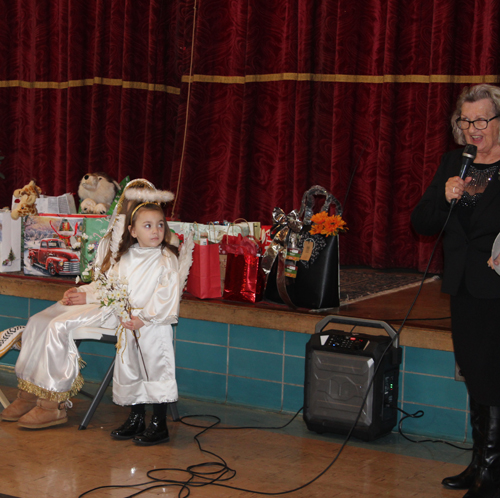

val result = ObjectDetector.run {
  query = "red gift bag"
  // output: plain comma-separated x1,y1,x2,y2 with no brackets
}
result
221,233,264,303
222,252,264,303
186,242,222,299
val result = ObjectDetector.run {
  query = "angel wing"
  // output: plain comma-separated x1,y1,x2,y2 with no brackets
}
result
109,214,125,260
178,230,194,293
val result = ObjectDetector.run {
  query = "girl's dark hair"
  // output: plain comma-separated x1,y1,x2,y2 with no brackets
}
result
101,202,178,272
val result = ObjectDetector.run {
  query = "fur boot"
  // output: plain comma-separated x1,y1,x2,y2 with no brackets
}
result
17,398,69,429
0,390,38,422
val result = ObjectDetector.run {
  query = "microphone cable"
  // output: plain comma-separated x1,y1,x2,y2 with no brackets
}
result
78,160,464,498
78,219,456,498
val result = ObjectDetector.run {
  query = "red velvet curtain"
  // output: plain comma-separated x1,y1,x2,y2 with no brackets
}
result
0,0,183,209
1,0,500,272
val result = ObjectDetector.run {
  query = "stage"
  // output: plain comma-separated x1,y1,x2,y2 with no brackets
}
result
0,268,469,446
180,270,453,351
0,268,453,352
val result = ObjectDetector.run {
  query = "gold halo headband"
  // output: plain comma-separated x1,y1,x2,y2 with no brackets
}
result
130,202,161,220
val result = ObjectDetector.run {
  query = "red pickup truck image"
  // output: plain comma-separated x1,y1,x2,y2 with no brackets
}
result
28,238,80,276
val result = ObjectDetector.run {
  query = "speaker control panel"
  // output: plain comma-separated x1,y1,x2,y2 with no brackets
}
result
319,332,369,351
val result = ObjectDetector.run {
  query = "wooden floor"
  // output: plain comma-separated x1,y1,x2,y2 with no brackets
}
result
0,375,471,498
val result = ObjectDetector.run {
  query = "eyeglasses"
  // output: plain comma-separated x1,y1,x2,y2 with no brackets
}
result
456,115,500,130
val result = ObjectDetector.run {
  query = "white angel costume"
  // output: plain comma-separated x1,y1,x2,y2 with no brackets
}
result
15,214,193,406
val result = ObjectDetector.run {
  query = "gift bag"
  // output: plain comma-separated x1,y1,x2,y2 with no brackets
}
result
263,185,346,309
0,211,22,272
222,231,264,303
223,253,264,303
186,228,222,299
80,216,111,282
23,214,105,278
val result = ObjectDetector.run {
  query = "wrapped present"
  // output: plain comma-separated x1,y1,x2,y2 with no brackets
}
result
35,193,77,214
168,221,193,243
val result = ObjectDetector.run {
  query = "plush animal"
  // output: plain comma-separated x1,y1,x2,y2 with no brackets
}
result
11,180,42,220
78,172,120,215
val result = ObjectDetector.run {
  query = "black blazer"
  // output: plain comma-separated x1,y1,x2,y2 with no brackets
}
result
411,148,500,298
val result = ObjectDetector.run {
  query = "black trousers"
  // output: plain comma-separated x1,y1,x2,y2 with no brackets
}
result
451,285,500,406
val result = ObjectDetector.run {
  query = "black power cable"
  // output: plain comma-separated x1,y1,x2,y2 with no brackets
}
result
79,155,464,498
79,206,463,498
393,404,472,451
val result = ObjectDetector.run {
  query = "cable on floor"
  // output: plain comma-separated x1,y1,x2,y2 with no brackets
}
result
393,404,472,451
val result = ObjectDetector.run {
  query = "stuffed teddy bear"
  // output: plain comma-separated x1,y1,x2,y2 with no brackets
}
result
11,180,42,220
78,172,120,215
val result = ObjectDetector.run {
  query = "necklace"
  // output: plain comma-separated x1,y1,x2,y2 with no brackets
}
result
459,163,499,207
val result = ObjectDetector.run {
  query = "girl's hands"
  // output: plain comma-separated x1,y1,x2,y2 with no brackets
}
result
62,288,87,306
120,316,145,330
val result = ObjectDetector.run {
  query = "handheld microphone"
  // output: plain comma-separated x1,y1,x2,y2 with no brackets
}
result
451,144,477,208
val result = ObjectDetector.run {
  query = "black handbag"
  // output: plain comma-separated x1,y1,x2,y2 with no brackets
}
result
263,186,342,309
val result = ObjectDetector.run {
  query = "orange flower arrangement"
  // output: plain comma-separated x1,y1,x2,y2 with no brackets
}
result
310,212,348,237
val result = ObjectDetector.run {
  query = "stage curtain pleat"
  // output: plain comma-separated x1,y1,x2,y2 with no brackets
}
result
1,0,500,272
0,0,182,213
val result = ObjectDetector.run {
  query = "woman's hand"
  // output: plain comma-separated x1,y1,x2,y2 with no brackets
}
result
488,254,500,270
120,316,145,331
61,288,87,306
445,176,472,204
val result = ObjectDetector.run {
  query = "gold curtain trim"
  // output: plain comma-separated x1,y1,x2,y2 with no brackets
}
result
181,73,500,85
0,73,500,91
0,78,181,95
18,373,84,402
1,74,499,92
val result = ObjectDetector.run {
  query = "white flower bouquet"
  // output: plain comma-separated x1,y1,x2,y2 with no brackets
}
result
92,270,149,378
94,270,131,321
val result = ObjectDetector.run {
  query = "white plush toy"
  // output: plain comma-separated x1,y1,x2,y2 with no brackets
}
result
78,172,120,215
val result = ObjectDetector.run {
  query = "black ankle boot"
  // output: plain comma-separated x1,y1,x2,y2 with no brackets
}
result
110,412,146,440
133,415,169,446
464,405,500,498
442,397,482,490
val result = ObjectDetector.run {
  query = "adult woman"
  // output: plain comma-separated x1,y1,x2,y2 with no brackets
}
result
412,84,500,498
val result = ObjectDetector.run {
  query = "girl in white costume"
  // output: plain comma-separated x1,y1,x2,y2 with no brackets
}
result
1,185,192,446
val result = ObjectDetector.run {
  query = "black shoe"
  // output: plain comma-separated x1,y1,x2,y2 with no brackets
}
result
463,405,500,498
441,465,477,490
442,398,482,490
110,412,146,440
133,415,169,446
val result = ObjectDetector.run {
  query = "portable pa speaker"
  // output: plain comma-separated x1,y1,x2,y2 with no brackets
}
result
304,316,402,441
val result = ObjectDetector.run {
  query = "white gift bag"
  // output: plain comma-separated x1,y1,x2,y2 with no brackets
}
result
0,211,22,272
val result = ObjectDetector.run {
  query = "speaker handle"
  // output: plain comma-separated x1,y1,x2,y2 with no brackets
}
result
314,315,399,349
